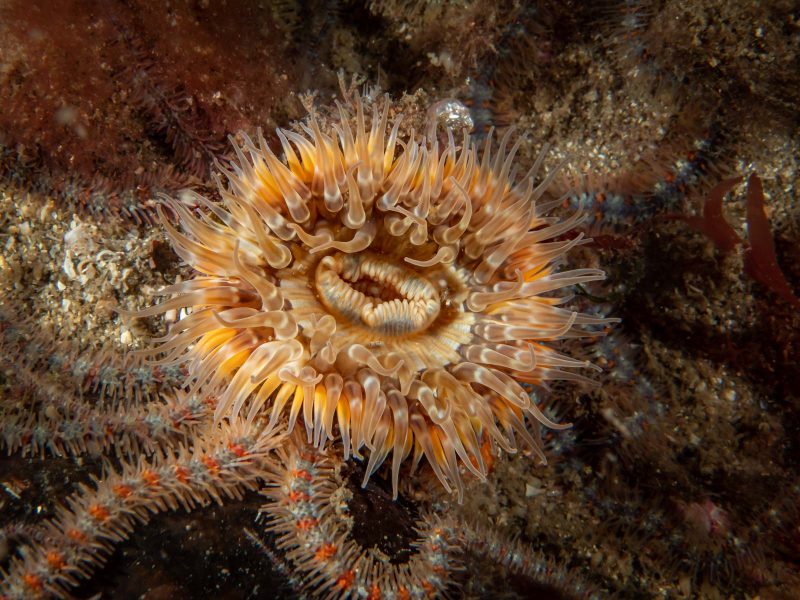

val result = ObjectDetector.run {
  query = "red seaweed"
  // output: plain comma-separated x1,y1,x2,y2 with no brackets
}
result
695,176,744,253
666,176,743,252
743,173,800,310
671,173,799,310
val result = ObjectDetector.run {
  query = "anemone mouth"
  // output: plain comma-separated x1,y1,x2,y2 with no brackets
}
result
315,251,443,336
131,93,617,501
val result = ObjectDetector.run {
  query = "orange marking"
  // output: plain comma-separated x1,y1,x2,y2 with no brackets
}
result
23,573,43,593
46,550,66,570
292,469,313,482
67,528,87,543
314,543,337,561
335,570,355,590
480,437,495,473
228,442,247,458
288,490,310,503
367,584,382,600
398,587,411,600
296,518,319,531
171,410,190,427
202,456,220,475
112,484,133,499
88,504,111,522
141,470,160,487
174,465,191,484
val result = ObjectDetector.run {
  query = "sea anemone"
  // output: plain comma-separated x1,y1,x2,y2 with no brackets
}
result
129,93,613,500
